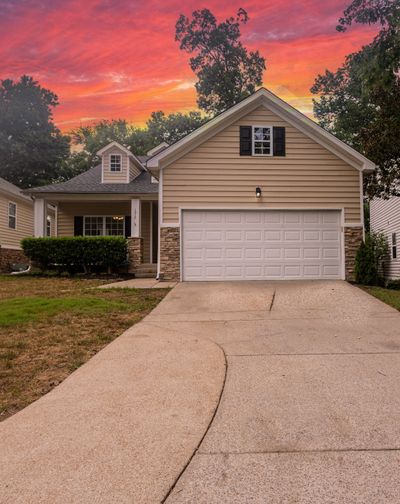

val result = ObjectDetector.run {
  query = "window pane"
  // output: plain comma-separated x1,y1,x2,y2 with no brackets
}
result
110,154,121,171
9,203,16,217
84,216,103,236
105,216,124,236
9,216,16,229
253,127,271,155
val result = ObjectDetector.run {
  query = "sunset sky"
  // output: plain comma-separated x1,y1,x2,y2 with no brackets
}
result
0,0,377,132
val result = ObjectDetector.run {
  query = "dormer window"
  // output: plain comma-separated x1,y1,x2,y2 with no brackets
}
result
252,126,272,156
110,154,122,172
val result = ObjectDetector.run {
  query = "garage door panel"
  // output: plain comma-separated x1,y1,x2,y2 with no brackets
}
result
182,210,342,281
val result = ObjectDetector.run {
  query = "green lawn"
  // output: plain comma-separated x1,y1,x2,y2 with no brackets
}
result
363,286,400,311
0,276,169,420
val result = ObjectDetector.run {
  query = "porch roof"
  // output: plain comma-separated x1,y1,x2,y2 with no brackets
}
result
24,165,158,195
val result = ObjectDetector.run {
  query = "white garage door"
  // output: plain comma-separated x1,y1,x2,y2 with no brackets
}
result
182,210,342,281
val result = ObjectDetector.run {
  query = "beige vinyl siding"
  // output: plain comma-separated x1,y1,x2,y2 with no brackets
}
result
129,158,142,180
102,146,129,184
57,202,130,236
141,201,151,262
0,193,33,248
370,197,400,279
162,105,361,224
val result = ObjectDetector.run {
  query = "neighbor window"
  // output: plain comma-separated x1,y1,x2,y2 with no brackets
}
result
8,202,16,229
110,154,122,172
84,216,124,236
392,233,397,259
252,126,272,156
46,216,51,237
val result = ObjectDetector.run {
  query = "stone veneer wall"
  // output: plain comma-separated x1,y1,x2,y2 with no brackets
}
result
0,247,29,273
344,227,363,281
127,237,143,274
160,227,180,281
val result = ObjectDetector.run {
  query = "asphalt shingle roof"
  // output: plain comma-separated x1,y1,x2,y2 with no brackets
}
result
0,177,32,202
25,165,158,194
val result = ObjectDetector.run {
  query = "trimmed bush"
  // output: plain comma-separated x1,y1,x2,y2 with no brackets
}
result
355,231,389,286
21,236,128,274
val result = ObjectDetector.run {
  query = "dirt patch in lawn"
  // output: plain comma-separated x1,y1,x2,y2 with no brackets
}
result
0,276,169,421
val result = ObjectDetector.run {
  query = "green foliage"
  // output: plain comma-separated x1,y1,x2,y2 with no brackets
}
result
355,231,389,285
146,110,206,145
68,111,206,175
0,75,70,188
21,236,127,274
311,0,400,197
175,8,266,115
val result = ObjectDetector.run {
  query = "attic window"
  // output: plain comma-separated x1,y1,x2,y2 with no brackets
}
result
110,154,122,172
252,126,272,156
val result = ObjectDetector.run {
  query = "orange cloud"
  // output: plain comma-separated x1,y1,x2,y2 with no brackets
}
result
0,0,377,131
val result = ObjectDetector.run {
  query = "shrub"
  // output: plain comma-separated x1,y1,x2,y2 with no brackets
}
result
355,231,389,285
21,236,128,274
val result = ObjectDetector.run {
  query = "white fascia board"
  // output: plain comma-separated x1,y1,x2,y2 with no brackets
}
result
147,87,376,173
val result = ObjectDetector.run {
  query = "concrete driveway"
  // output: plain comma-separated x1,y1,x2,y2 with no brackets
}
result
1,280,400,503
144,280,400,503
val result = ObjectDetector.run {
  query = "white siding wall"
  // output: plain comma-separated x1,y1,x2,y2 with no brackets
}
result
370,197,400,279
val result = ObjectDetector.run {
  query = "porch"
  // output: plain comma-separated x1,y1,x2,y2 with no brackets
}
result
33,196,159,277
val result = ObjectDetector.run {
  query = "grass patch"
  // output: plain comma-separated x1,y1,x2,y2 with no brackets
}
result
0,275,169,420
362,286,400,311
0,296,131,327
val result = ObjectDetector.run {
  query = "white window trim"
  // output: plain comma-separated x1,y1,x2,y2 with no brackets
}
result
8,201,17,230
109,153,122,172
251,125,273,157
83,215,125,236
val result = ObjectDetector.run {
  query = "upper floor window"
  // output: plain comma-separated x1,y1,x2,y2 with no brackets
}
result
252,126,273,156
8,202,16,229
110,154,122,172
392,233,397,259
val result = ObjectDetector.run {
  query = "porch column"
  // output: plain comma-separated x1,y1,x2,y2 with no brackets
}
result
131,198,140,237
34,198,47,237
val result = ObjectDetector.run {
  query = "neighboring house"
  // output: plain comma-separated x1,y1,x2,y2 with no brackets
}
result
26,88,375,282
370,198,400,279
0,177,55,271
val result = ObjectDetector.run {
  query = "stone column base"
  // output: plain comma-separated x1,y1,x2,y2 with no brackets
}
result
344,227,363,281
160,227,180,281
127,237,143,274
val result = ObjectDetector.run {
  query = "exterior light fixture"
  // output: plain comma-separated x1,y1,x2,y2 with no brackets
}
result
255,187,262,199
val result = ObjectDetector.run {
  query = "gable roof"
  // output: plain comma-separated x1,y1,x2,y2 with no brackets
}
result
24,165,158,195
0,177,32,203
147,87,376,173
97,141,144,171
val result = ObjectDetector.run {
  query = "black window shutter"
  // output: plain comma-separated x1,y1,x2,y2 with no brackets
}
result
74,216,83,236
273,127,286,156
240,126,252,156
125,216,131,238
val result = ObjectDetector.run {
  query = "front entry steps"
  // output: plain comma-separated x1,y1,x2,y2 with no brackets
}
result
135,263,157,279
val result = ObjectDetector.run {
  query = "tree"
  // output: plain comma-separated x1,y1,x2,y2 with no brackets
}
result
70,111,205,175
146,110,206,145
311,0,400,197
175,8,266,115
0,75,70,188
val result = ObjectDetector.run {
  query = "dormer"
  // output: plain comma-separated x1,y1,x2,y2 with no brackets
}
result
97,141,144,184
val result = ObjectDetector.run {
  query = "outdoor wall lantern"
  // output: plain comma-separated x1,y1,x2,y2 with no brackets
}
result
255,187,262,199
